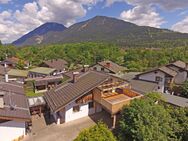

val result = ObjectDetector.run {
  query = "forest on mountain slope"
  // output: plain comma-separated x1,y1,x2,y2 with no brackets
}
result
1,42,188,71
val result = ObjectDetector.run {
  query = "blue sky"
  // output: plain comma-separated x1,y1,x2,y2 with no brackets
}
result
0,0,188,43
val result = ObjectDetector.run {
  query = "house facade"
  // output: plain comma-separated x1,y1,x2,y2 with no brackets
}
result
135,61,188,93
44,71,142,127
136,67,177,93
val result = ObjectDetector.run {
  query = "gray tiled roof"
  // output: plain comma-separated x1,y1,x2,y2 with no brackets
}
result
42,59,68,71
0,82,30,121
0,82,25,95
118,72,142,81
161,93,188,107
158,66,177,77
98,60,125,73
170,60,187,70
137,66,177,77
130,79,158,94
44,71,110,112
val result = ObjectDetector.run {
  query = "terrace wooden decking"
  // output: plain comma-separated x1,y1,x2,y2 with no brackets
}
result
94,88,143,115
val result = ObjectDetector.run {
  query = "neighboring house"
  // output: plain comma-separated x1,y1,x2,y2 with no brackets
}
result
33,76,63,93
28,67,57,78
0,82,31,141
0,57,30,69
129,79,188,108
135,60,188,93
166,60,188,85
44,71,142,127
7,69,28,84
28,67,64,93
136,66,177,93
39,59,68,74
92,60,125,74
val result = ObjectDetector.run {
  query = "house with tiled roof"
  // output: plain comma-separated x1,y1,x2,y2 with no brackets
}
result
44,71,142,127
39,59,68,74
28,67,64,93
135,60,188,93
0,82,31,141
7,69,28,84
0,57,30,69
92,60,126,74
166,60,188,85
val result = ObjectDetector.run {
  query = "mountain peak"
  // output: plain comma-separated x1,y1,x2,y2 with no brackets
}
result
12,22,67,46
12,15,188,47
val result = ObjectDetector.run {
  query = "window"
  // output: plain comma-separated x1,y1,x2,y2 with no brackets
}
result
73,105,80,112
89,102,94,109
93,67,97,70
101,68,105,71
155,76,163,82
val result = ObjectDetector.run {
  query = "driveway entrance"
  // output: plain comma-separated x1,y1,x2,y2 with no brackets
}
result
24,111,113,141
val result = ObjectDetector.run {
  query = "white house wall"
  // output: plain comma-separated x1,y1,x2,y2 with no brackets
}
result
138,71,165,93
94,64,110,73
0,120,26,141
52,100,103,124
64,101,94,123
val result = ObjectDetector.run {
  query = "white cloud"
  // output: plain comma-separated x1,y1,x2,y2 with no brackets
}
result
0,0,11,4
106,0,188,10
105,0,124,6
120,5,165,28
106,0,188,28
172,16,188,33
0,0,100,43
1,0,188,43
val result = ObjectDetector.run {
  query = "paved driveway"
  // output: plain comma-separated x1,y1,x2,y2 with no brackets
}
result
24,111,113,141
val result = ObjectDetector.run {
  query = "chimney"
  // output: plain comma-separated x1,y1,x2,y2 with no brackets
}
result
4,65,8,82
5,73,8,83
0,97,4,109
106,62,111,68
73,72,79,83
83,65,89,72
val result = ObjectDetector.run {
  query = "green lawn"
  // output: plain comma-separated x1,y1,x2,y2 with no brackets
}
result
25,76,69,97
24,81,44,97
26,90,44,97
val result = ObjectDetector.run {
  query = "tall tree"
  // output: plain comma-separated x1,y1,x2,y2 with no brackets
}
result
118,93,179,141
